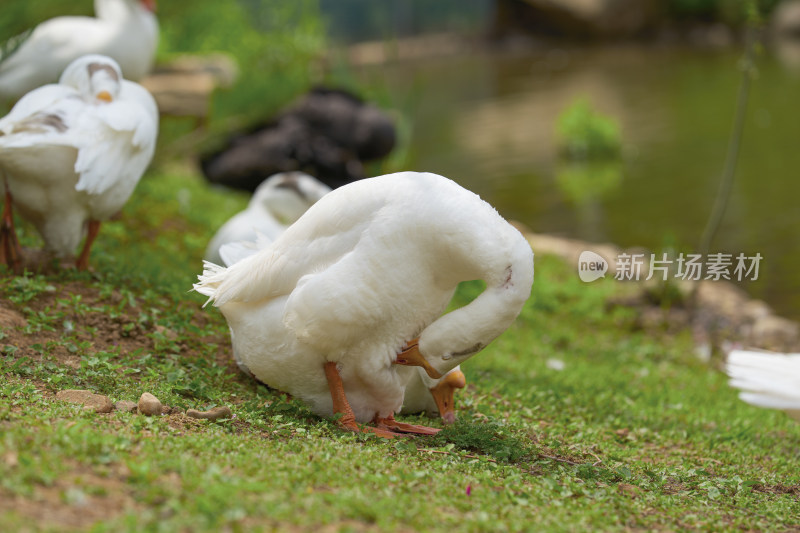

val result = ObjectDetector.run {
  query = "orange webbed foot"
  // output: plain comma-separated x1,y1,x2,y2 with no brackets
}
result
336,412,404,439
375,414,441,435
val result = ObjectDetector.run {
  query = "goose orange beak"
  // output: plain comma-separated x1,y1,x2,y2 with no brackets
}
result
96,91,113,103
141,0,157,12
429,369,466,424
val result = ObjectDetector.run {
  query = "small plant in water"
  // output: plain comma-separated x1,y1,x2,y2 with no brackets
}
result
557,98,621,161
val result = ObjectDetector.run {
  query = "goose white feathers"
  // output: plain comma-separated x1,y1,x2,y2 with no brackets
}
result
0,0,158,102
0,54,158,268
204,172,331,265
195,171,534,436
726,349,800,421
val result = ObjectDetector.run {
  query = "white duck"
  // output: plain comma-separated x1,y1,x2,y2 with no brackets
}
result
204,172,332,266
195,171,534,437
726,349,800,421
0,54,158,270
0,0,158,102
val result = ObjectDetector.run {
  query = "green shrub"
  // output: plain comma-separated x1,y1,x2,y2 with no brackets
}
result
556,98,621,161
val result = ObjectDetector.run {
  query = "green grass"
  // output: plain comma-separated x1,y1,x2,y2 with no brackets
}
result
2,3,798,529
0,169,798,532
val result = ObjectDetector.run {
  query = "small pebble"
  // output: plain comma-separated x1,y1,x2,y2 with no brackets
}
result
114,400,138,413
154,324,179,340
186,406,232,421
617,483,641,498
137,392,163,416
56,389,113,413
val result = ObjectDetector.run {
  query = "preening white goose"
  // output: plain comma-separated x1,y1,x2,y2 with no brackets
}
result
195,171,534,437
214,181,468,425
0,54,158,269
0,0,158,102
204,172,331,265
726,349,800,421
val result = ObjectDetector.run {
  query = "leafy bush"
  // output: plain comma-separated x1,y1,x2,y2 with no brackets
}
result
556,98,621,161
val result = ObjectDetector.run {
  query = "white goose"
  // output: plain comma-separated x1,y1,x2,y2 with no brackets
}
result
195,171,534,437
204,172,332,266
0,0,158,102
726,349,800,421
0,54,158,269
213,175,469,424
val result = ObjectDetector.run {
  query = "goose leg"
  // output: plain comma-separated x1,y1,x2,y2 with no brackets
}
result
0,184,22,272
75,220,101,271
394,338,442,379
374,414,441,435
323,361,402,439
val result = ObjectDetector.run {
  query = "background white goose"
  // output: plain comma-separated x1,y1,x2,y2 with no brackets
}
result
0,54,158,269
204,172,331,265
195,171,534,437
0,0,158,102
726,349,800,421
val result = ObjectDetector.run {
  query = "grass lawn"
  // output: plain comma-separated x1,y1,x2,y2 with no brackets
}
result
0,168,798,532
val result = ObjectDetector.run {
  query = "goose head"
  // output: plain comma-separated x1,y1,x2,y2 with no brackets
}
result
95,0,157,17
252,172,332,225
59,55,123,104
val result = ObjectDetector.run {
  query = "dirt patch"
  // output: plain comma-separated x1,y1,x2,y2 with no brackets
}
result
0,278,235,379
0,306,27,329
752,483,800,496
0,280,155,364
0,463,141,530
662,479,690,494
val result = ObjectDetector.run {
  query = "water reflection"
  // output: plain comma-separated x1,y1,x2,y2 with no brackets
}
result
555,160,623,241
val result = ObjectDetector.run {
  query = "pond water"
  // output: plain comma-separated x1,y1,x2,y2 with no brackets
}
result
357,44,800,321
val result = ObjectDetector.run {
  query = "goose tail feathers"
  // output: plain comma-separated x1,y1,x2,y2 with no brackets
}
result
193,261,228,307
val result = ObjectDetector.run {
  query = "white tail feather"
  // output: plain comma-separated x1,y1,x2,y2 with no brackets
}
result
726,349,800,419
192,261,228,307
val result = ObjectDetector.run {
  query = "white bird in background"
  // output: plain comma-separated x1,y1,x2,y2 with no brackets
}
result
195,171,534,438
204,172,332,266
726,349,800,421
0,0,158,102
0,54,159,270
